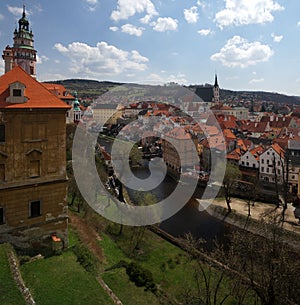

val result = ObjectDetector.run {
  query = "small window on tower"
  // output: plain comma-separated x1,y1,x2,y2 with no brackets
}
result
13,89,22,97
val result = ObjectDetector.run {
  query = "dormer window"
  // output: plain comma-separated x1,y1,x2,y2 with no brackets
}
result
13,89,22,96
6,81,28,104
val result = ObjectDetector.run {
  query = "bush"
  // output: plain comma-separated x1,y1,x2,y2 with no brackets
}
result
72,244,96,273
125,262,157,293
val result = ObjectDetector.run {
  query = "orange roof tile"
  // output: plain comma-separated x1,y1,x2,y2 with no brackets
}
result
42,83,74,100
0,66,71,109
223,129,236,139
165,127,191,140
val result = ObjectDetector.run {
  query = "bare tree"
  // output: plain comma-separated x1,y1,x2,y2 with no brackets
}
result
222,163,242,213
227,212,300,305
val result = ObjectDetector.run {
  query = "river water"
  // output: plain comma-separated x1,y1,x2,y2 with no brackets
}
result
99,137,232,246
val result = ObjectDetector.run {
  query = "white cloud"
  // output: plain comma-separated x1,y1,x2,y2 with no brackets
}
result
215,0,284,29
197,0,205,9
184,6,199,24
53,41,148,76
0,14,4,21
121,24,145,36
297,22,300,27
109,26,119,32
85,0,98,4
7,5,31,16
197,29,213,36
111,0,158,22
54,43,68,53
37,55,49,64
152,17,178,32
249,78,264,84
271,33,283,42
146,72,188,85
210,35,274,68
140,14,152,24
84,0,98,11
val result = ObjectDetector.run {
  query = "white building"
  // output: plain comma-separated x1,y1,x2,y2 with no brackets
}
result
259,143,285,183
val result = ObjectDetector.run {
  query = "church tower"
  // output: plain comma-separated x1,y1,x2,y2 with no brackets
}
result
2,5,37,77
213,74,220,103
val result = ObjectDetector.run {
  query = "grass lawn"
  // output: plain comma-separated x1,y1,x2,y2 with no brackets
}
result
99,229,239,305
20,251,114,305
20,229,114,305
0,243,26,305
100,234,159,305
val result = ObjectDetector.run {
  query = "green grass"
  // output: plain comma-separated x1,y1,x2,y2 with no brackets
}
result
0,243,26,305
20,250,114,305
19,228,113,305
100,233,159,305
99,228,240,305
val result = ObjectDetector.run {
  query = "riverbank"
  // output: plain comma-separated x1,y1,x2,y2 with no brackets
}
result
198,197,300,250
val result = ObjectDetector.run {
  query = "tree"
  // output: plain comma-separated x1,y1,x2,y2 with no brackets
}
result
222,163,242,213
67,161,85,213
128,192,157,254
273,152,292,224
227,212,300,305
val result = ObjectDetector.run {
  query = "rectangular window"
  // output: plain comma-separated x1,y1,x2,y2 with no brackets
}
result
0,207,4,224
13,89,22,96
29,160,40,177
0,164,5,181
29,200,41,218
0,125,5,142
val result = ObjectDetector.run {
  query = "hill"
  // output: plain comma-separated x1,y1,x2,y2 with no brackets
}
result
45,79,300,105
43,79,123,99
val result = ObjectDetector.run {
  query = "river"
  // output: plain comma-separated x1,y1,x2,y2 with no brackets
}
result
99,136,232,247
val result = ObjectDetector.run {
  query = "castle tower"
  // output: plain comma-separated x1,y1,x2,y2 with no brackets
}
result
2,5,37,77
213,74,220,103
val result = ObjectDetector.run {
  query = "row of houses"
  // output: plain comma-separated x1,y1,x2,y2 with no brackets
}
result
98,98,300,196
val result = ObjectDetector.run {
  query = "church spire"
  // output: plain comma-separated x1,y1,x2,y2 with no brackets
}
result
214,73,218,88
213,73,220,104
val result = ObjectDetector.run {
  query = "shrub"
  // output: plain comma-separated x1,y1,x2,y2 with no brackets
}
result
72,244,96,273
125,262,157,293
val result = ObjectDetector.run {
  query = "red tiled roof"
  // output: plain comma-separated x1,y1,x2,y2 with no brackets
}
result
165,127,191,140
227,147,241,161
271,142,285,157
42,83,74,100
0,66,70,109
249,145,265,160
223,129,236,139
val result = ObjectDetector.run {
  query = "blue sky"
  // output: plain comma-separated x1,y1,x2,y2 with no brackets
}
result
1,0,300,96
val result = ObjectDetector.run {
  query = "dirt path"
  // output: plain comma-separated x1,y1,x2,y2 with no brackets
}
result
68,212,104,263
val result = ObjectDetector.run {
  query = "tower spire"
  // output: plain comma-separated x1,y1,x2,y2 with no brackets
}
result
22,3,26,18
214,73,218,87
2,5,37,77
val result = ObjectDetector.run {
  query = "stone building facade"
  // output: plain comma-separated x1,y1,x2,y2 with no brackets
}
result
0,66,70,249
